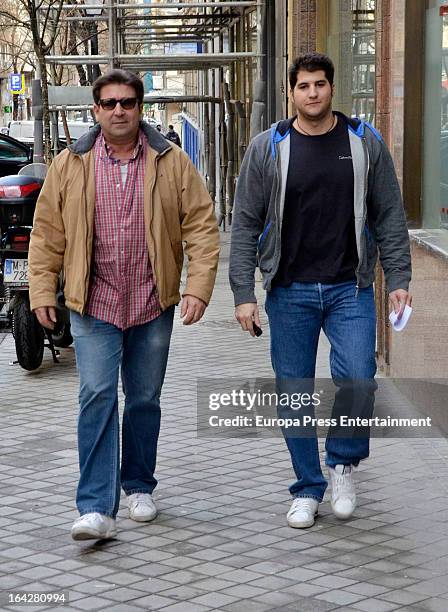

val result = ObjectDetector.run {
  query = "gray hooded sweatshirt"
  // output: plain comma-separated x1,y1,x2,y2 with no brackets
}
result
229,112,411,306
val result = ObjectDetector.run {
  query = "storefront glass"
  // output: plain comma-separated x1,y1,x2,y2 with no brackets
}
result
390,0,405,190
422,1,448,230
351,0,376,122
325,0,376,122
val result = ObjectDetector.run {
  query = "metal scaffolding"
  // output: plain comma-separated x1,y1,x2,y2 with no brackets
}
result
47,0,261,69
39,0,268,227
45,52,257,69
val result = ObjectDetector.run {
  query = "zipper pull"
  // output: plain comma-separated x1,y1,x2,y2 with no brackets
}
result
355,285,359,299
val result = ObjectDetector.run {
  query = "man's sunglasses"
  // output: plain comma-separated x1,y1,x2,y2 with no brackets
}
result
98,97,139,110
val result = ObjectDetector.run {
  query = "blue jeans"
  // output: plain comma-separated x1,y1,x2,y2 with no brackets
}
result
70,308,174,518
265,281,377,501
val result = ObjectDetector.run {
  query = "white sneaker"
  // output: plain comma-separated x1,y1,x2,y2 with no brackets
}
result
287,497,319,528
71,512,117,541
328,464,356,519
127,493,158,522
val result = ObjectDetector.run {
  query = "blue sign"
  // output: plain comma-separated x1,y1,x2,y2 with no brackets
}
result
9,73,23,93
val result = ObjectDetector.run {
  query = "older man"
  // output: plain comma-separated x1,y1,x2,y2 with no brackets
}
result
29,69,219,540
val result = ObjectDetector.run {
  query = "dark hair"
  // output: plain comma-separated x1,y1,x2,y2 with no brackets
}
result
92,69,144,104
288,53,335,90
168,124,174,130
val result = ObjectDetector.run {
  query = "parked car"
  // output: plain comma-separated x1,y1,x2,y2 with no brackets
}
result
8,120,94,146
0,134,32,178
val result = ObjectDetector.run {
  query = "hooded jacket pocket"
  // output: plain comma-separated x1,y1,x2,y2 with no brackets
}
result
258,221,272,252
257,221,275,272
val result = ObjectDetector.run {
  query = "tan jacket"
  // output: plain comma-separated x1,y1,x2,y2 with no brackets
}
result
29,122,220,314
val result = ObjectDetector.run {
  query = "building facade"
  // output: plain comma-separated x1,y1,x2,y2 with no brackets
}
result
288,0,448,379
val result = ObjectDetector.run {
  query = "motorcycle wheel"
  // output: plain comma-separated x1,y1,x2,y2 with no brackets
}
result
51,323,73,348
12,295,44,371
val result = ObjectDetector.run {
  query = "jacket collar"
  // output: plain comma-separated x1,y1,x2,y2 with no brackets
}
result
68,120,172,156
270,111,361,160
270,111,371,155
273,111,363,136
333,111,366,135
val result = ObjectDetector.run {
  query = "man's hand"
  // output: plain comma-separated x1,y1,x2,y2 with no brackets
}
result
235,302,261,337
180,294,207,325
34,306,57,330
389,289,412,320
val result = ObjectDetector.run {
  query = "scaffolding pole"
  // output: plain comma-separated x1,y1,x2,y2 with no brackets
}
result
250,0,267,138
57,2,257,9
44,52,257,67
108,0,116,69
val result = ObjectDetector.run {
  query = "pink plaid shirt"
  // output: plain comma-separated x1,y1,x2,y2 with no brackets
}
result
86,130,161,329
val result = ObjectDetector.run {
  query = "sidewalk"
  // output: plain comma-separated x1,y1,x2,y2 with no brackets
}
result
1,232,448,612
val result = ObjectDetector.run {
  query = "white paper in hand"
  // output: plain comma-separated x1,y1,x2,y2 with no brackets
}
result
389,304,412,331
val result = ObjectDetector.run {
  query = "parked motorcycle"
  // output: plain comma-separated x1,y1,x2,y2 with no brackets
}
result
0,165,72,371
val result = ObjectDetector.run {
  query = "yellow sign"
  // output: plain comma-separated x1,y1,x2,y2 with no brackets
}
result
9,73,25,95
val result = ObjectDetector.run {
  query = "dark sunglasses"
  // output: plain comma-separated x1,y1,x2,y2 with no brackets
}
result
98,97,138,110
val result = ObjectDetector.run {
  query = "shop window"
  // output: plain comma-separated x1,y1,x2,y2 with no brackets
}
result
441,12,448,229
352,0,376,123
422,2,448,230
325,0,375,122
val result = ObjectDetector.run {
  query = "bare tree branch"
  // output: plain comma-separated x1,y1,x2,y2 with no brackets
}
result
42,0,66,52
0,10,30,29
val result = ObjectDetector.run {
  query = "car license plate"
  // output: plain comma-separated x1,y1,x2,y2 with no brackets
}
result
4,258,29,285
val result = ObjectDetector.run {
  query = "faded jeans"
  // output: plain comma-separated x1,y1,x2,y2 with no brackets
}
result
265,281,377,501
70,307,174,518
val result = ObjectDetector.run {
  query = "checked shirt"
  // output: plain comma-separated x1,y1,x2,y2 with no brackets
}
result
85,130,161,329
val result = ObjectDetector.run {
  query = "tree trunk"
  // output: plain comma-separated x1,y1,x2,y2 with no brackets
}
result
223,82,235,224
36,53,52,164
60,110,72,145
12,95,19,121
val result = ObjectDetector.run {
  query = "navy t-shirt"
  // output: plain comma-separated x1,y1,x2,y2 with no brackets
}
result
274,117,358,286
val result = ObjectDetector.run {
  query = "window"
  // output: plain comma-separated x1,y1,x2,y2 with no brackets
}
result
422,2,448,229
352,0,376,123
0,137,28,162
441,15,448,229
325,0,376,122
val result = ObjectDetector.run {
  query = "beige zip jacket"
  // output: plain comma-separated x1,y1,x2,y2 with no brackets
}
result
29,122,220,314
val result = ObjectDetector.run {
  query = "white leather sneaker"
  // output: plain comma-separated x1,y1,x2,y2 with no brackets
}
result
127,493,158,522
287,497,319,528
328,464,356,519
71,512,117,541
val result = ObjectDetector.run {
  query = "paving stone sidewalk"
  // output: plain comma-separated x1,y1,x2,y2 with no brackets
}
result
1,232,448,612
